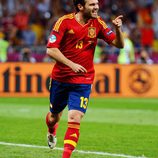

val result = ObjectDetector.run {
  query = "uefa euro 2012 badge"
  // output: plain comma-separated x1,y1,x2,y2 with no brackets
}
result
49,35,57,43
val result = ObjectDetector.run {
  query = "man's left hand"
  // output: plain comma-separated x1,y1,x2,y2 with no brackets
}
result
112,15,123,28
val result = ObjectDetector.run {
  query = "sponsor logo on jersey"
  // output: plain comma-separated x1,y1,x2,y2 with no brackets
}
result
70,133,78,138
67,29,75,34
88,41,94,44
88,27,96,38
49,35,57,43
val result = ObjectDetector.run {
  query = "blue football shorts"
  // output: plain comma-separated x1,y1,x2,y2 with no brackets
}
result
49,79,92,114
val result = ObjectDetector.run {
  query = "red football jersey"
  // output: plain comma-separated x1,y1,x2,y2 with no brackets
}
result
47,13,116,84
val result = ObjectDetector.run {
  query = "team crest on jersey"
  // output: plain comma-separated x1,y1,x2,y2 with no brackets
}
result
88,27,96,38
49,35,57,43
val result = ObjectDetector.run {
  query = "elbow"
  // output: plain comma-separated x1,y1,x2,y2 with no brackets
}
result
117,40,124,49
119,43,124,49
46,48,57,59
115,43,124,49
118,40,125,48
46,48,54,57
46,48,51,56
112,39,124,49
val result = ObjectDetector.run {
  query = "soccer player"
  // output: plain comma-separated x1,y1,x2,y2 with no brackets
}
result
45,0,124,157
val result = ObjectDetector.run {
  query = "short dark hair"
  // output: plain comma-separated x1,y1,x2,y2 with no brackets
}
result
73,0,85,12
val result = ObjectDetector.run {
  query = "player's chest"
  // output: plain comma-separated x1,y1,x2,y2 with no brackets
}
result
65,23,99,40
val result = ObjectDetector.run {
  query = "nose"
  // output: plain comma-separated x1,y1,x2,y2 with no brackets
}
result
94,4,99,9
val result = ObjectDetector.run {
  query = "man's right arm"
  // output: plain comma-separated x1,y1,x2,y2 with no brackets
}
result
47,48,87,73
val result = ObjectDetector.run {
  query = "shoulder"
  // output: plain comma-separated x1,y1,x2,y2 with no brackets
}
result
53,13,74,31
56,13,74,23
95,16,108,29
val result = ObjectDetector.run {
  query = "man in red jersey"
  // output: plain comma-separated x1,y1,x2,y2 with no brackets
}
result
45,0,124,157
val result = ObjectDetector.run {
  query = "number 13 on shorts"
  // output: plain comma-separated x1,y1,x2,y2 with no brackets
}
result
80,97,89,109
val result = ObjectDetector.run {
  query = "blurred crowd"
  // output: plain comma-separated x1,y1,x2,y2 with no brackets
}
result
0,0,158,64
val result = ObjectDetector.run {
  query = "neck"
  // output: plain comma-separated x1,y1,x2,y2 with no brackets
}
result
75,12,89,25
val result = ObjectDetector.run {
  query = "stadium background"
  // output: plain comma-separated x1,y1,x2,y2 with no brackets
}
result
0,0,158,63
0,1,158,158
0,0,158,97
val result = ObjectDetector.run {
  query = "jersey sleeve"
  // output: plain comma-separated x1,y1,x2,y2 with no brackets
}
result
97,17,116,44
47,17,67,48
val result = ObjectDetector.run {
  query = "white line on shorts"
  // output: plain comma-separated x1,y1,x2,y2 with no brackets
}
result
0,141,147,158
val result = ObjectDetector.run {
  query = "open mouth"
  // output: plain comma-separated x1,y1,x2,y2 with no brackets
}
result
92,10,98,16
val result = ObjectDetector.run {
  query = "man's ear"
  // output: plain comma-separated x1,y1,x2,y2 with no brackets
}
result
77,4,84,11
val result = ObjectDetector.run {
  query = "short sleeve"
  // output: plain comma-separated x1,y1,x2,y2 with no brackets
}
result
47,17,67,48
97,17,116,44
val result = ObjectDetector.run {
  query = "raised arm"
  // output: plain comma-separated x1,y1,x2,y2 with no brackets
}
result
111,15,124,48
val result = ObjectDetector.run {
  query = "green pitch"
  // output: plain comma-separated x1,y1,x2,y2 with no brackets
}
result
0,97,158,158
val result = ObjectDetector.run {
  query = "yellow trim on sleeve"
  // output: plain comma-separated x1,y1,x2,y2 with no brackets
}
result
53,14,74,32
97,18,108,29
